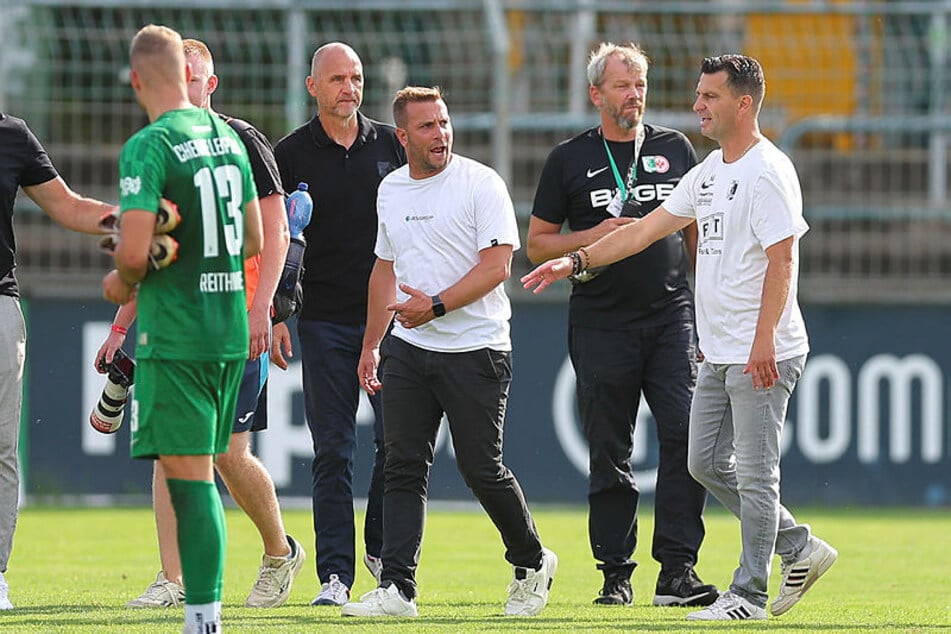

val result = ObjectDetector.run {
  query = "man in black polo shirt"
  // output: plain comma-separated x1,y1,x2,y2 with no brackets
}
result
272,42,405,607
0,113,114,609
528,42,717,608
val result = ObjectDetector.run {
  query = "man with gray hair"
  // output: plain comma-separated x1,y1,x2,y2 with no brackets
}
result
527,42,717,607
524,53,837,622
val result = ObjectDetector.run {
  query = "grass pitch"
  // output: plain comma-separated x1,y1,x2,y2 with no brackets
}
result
3,505,950,632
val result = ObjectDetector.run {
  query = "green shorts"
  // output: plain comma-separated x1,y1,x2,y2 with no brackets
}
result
130,358,244,459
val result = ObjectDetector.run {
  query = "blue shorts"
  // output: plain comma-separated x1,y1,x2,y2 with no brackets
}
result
233,352,268,433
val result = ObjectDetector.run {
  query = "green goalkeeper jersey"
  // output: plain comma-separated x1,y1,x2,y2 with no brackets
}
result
118,107,258,361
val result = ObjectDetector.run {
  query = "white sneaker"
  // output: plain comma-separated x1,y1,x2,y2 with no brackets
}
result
245,535,306,608
341,583,418,617
687,591,767,621
505,547,558,616
0,571,13,610
364,553,383,585
311,573,350,606
127,571,184,608
770,536,838,616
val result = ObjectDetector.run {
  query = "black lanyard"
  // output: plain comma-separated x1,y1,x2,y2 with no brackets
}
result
601,125,645,199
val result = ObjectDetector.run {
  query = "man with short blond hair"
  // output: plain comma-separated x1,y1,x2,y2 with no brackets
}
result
99,35,303,611
103,24,263,634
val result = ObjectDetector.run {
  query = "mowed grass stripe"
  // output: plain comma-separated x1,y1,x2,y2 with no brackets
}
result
3,506,950,632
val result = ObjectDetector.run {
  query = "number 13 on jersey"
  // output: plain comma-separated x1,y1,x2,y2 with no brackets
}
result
194,164,244,257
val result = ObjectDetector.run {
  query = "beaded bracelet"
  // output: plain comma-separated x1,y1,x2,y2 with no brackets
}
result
111,324,128,335
578,246,591,270
565,251,584,276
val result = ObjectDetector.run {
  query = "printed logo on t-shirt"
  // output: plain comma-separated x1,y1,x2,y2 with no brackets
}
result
726,180,739,201
697,211,724,256
700,174,716,190
641,155,670,174
589,188,615,209
119,176,142,197
404,214,435,222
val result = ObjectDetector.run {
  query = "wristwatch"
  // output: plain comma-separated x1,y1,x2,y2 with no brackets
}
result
431,294,446,318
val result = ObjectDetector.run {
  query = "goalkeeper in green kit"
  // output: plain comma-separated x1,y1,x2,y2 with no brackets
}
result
102,24,263,634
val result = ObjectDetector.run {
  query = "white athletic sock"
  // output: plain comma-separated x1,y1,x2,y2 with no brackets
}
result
184,601,221,633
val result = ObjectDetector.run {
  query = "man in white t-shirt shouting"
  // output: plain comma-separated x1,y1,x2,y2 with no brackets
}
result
345,86,557,619
522,55,836,622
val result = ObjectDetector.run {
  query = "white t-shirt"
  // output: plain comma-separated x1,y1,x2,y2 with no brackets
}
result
663,139,810,364
375,155,521,353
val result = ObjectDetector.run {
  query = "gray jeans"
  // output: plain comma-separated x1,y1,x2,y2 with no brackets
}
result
0,296,26,573
687,355,811,607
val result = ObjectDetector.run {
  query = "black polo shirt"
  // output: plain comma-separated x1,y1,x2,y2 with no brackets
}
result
274,111,405,324
532,123,698,329
0,113,59,298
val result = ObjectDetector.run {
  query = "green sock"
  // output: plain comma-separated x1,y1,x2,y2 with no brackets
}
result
166,478,227,605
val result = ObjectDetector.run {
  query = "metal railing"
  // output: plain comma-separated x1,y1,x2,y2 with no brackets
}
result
4,0,949,301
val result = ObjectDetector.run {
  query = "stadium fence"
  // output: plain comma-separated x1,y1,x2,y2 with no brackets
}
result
3,0,949,302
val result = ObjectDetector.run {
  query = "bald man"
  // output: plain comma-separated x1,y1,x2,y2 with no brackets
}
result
273,42,405,606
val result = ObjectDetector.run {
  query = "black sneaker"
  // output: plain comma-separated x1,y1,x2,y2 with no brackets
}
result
653,565,718,607
593,575,633,605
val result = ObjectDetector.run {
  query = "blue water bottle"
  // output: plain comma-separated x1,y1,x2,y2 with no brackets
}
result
272,183,313,323
286,182,313,239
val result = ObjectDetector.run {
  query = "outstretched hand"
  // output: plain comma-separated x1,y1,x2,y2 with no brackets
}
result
520,256,573,294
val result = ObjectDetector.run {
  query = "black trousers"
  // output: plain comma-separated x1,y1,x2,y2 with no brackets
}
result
378,336,543,599
569,317,708,578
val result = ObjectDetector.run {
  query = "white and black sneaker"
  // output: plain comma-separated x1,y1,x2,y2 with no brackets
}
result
687,591,767,621
245,535,306,608
653,564,718,607
505,547,558,616
771,536,838,616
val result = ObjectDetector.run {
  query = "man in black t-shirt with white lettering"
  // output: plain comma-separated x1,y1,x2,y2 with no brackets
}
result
0,113,114,610
528,42,717,608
